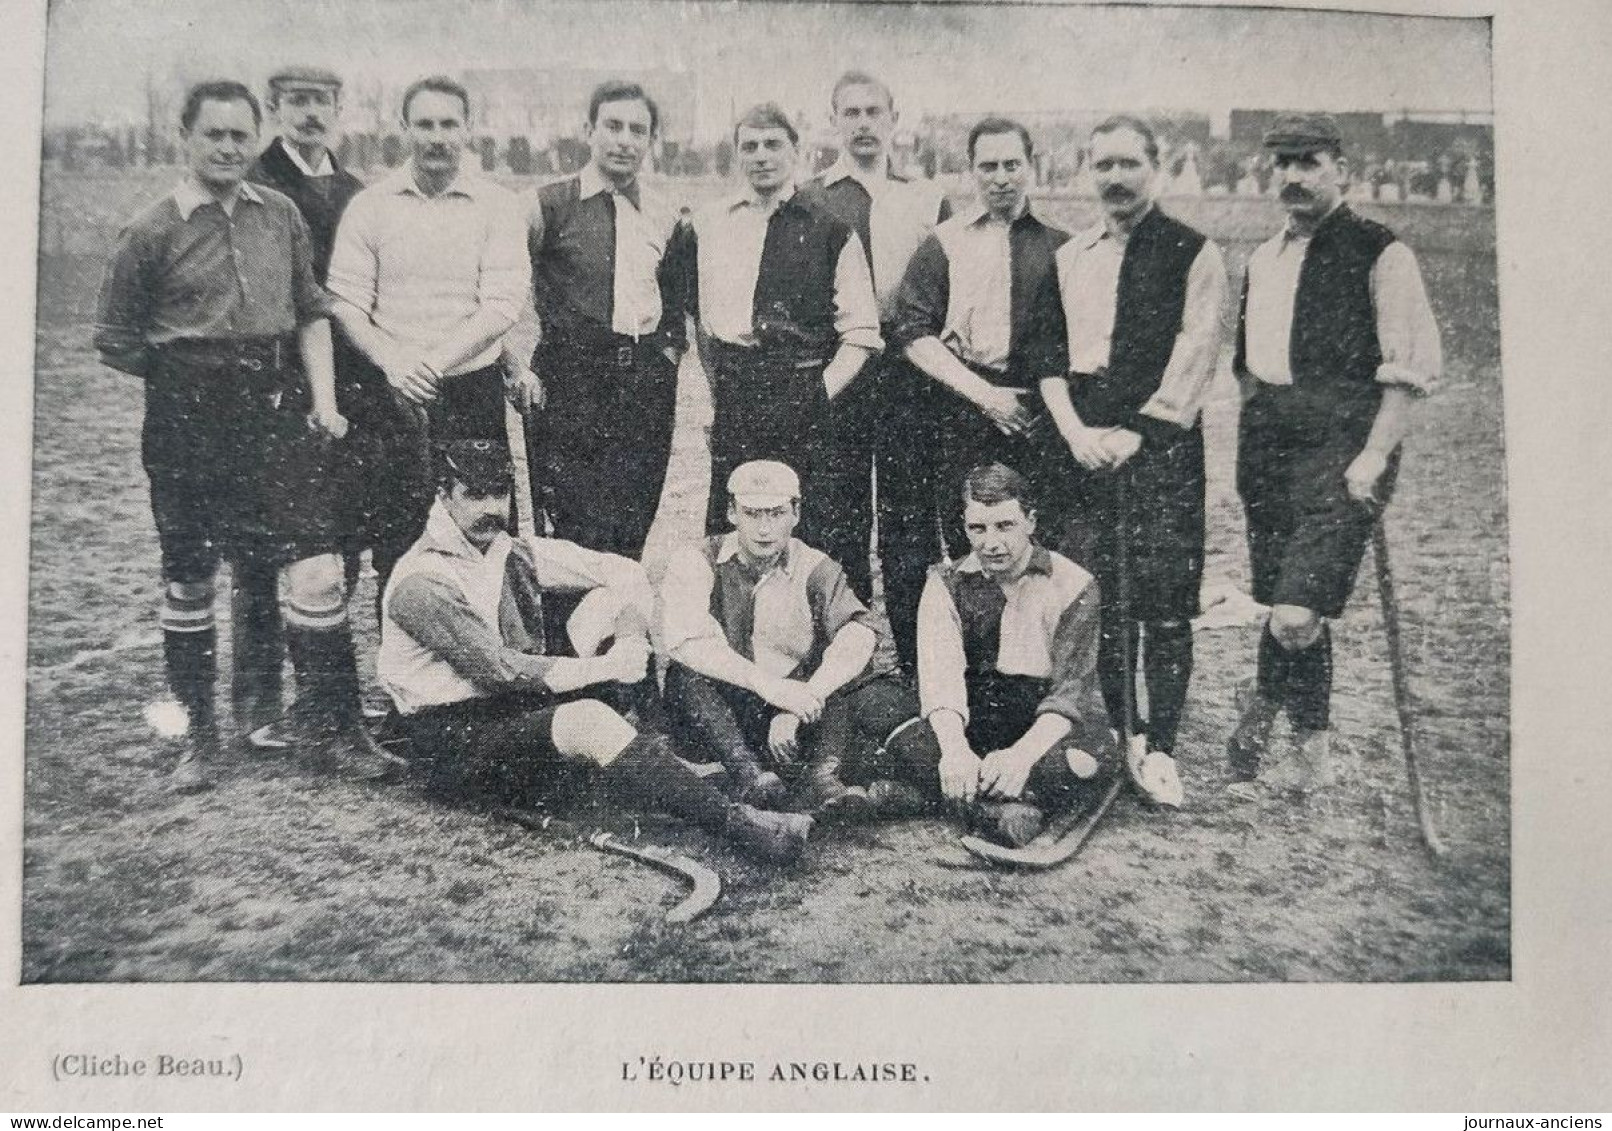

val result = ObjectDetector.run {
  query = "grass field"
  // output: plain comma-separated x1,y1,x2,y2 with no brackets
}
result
22,167,1508,982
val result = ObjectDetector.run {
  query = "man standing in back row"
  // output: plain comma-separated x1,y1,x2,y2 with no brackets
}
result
95,80,395,791
1226,113,1440,798
235,65,371,743
688,102,882,545
505,79,692,558
1031,115,1227,808
886,116,1068,673
327,75,529,604
799,70,950,600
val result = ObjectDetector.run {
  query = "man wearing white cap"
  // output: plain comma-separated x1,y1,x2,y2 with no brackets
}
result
659,460,924,818
379,441,813,863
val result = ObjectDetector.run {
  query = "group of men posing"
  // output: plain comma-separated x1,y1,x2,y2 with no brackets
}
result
94,64,1441,864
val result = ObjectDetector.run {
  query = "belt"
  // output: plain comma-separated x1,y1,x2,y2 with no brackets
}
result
706,339,824,372
155,335,294,374
547,332,670,370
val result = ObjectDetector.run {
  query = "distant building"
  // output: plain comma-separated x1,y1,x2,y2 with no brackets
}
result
462,67,699,146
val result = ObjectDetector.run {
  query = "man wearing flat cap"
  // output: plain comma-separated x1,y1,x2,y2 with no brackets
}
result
378,441,813,863
235,65,372,743
1226,112,1441,798
659,459,926,819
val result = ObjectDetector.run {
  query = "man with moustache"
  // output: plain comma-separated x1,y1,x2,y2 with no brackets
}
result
1030,115,1227,808
504,80,692,558
797,70,950,600
379,441,812,863
687,102,882,545
94,81,397,790
327,75,529,605
234,65,370,743
886,116,1068,673
1225,113,1440,798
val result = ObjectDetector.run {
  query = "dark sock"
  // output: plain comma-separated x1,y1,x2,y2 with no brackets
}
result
601,732,734,832
230,559,283,707
1098,616,1142,736
1256,624,1293,707
1285,625,1332,732
1142,619,1193,754
285,623,363,725
163,627,218,732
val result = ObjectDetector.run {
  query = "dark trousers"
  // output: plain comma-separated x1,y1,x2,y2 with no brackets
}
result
1052,426,1206,753
663,664,917,779
527,339,678,559
879,369,1052,670
817,355,886,601
884,677,1114,812
703,343,835,540
366,363,510,611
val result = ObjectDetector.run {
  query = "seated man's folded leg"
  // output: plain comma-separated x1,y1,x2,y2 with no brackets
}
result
661,663,787,807
555,699,812,864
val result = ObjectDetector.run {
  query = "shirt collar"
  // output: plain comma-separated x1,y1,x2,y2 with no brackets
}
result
727,182,800,214
822,156,892,192
172,177,264,221
959,196,1033,227
389,162,485,200
277,136,335,177
956,544,1054,579
578,162,643,211
420,497,512,563
715,532,796,578
1281,200,1347,243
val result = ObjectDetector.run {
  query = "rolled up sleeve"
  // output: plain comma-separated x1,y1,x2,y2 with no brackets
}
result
890,234,950,349
832,233,883,352
478,191,533,328
1037,582,1115,755
916,570,970,724
659,545,725,660
288,208,333,326
525,537,654,640
1371,241,1442,396
1140,240,1228,429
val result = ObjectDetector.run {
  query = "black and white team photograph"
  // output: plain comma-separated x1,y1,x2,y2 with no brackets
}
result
20,0,1509,988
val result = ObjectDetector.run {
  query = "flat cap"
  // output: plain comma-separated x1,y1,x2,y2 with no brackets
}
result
267,65,343,92
1262,112,1343,155
435,439,512,494
728,460,800,506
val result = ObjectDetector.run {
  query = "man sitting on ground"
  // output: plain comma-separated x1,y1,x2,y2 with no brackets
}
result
913,462,1118,846
378,440,812,863
659,460,921,819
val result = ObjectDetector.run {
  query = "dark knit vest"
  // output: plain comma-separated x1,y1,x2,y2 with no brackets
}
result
1072,207,1205,428
1235,205,1397,428
247,139,364,282
750,196,855,357
531,177,617,345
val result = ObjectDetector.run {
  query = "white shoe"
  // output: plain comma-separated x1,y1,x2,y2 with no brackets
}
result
1132,747,1185,809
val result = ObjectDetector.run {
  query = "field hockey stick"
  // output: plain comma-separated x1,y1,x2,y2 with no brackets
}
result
1370,516,1446,859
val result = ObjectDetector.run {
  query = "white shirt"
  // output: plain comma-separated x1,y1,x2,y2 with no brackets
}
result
692,184,882,352
327,164,530,375
816,157,948,314
278,138,335,178
931,203,1025,372
566,163,677,337
1243,213,1441,394
1055,213,1228,427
